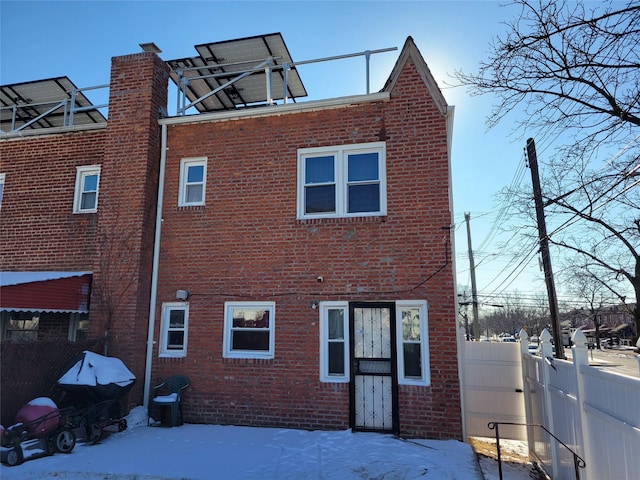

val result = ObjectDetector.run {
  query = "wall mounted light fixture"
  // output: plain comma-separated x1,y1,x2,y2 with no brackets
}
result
311,300,319,310
176,289,190,301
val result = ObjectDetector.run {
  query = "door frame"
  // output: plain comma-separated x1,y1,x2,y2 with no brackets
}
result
348,302,399,433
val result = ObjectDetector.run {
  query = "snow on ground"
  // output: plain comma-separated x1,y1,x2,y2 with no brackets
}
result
1,407,534,479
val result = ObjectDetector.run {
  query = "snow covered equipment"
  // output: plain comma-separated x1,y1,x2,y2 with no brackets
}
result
57,351,136,443
0,397,76,466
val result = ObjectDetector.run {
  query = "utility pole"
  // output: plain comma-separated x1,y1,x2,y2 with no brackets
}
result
526,138,564,359
464,212,480,340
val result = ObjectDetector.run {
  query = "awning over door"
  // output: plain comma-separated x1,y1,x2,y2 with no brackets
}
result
0,272,92,313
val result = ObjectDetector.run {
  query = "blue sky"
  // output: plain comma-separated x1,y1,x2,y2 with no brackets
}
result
0,0,553,310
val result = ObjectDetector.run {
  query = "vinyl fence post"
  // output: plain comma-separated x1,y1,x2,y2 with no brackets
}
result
540,329,561,478
572,329,592,480
636,338,640,377
458,326,468,441
519,329,534,461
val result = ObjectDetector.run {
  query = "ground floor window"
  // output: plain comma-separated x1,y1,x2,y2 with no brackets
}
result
68,313,89,341
396,301,430,386
319,302,350,382
0,312,40,341
223,302,275,359
159,302,189,357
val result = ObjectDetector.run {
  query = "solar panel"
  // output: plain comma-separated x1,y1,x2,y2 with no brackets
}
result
0,77,106,133
167,33,307,113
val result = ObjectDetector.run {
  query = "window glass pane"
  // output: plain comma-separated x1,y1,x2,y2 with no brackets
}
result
186,184,203,203
402,308,421,341
328,342,345,374
305,185,336,213
7,314,39,342
81,192,96,210
232,331,270,351
305,156,334,183
169,310,185,328
232,309,270,328
403,343,422,378
348,184,380,213
167,331,185,349
187,164,204,183
328,309,344,340
348,153,378,181
83,174,98,191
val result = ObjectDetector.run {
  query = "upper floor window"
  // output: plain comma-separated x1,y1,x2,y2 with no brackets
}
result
319,301,350,382
159,302,189,357
395,301,430,386
73,165,100,213
179,157,207,206
223,302,275,359
297,142,386,219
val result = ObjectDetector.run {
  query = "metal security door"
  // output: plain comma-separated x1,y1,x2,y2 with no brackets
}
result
349,303,398,433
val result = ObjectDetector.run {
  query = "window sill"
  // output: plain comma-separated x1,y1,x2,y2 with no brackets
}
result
177,204,206,210
159,352,186,359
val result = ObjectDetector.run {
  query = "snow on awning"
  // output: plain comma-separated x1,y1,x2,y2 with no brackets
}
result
0,271,92,313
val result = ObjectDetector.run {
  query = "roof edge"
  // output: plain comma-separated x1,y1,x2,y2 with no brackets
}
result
1,271,93,287
382,36,448,115
159,92,390,126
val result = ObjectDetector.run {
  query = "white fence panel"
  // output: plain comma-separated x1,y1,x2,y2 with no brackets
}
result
547,359,584,480
462,339,527,440
461,328,639,479
521,329,639,480
580,365,640,480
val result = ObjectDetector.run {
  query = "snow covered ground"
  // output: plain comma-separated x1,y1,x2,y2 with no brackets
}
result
1,407,533,479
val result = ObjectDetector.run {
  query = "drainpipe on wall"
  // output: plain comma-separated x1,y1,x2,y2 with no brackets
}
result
143,123,167,408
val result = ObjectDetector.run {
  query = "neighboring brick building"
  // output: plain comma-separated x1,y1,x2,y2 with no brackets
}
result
1,35,461,439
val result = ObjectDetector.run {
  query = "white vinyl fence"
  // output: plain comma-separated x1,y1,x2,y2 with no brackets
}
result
460,328,640,480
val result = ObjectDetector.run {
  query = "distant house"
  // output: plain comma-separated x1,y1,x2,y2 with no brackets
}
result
0,35,461,439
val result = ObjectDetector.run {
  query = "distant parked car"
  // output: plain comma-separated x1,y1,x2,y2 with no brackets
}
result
528,344,539,355
501,336,516,342
536,344,556,356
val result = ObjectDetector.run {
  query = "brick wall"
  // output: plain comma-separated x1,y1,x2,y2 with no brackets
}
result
152,58,461,439
0,130,104,271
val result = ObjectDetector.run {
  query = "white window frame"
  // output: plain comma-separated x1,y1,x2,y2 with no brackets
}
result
223,301,275,359
73,165,100,213
159,302,189,358
319,301,350,382
178,157,207,207
297,142,386,219
395,300,430,386
0,173,5,210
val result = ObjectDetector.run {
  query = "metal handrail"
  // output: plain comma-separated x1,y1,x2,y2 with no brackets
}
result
487,421,586,480
174,47,397,115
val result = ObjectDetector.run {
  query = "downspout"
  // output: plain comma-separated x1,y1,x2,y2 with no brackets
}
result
143,122,167,408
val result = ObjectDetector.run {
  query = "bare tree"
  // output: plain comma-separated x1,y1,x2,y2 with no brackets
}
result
91,221,145,356
564,268,615,348
452,0,640,341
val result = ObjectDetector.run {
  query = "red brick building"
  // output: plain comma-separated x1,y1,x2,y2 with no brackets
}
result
1,35,461,439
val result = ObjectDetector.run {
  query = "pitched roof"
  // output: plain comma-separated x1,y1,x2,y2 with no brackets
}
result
382,36,448,115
